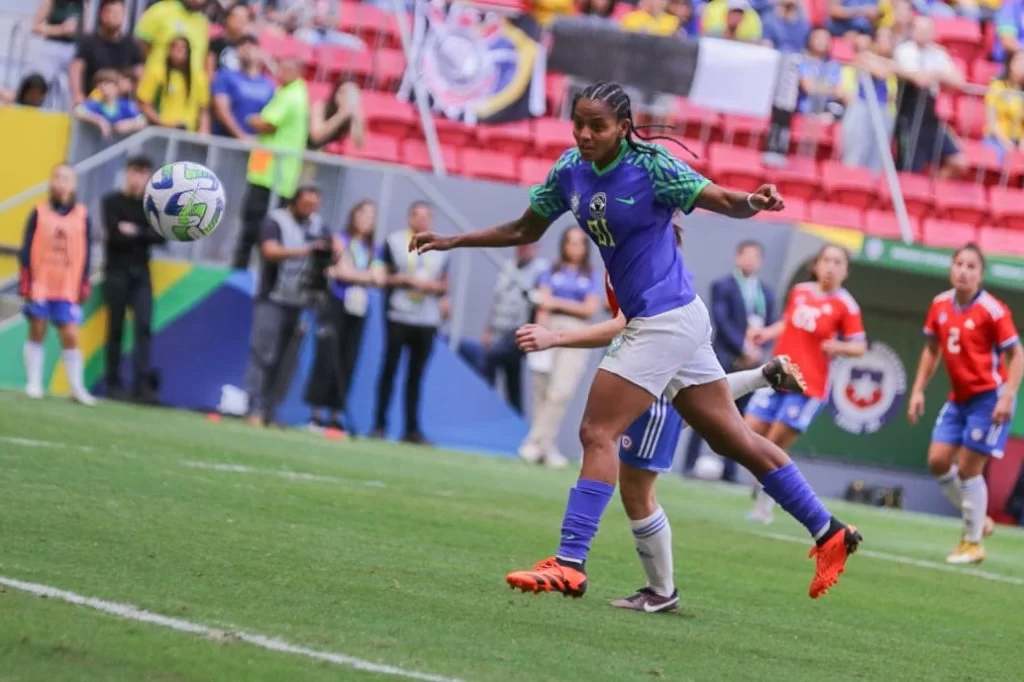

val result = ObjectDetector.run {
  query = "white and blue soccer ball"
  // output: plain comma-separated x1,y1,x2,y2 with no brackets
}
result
144,161,226,242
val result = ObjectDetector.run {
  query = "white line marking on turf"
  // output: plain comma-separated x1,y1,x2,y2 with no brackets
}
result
0,575,464,682
180,460,386,489
754,531,1024,586
1,436,93,452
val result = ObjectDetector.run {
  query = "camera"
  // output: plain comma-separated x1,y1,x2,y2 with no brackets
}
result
303,240,334,295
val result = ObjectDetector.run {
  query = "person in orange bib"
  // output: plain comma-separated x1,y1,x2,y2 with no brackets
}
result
18,164,96,406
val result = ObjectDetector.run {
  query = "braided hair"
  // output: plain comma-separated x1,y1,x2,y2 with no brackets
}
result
571,81,696,159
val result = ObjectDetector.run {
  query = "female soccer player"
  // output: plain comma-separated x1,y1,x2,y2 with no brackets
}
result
908,243,1022,565
410,81,861,600
516,262,806,613
18,164,95,406
746,244,867,523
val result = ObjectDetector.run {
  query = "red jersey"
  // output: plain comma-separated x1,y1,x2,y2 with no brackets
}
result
774,282,865,399
923,289,1019,403
605,272,620,316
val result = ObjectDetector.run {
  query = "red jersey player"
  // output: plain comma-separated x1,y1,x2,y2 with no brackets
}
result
744,244,867,523
908,243,1023,565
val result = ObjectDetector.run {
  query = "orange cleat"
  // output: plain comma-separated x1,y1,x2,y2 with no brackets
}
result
506,558,588,598
808,523,862,599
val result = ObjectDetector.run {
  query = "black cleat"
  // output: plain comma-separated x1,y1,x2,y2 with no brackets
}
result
763,355,807,394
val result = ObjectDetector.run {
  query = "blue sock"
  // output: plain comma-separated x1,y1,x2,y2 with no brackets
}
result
555,479,615,564
759,463,832,539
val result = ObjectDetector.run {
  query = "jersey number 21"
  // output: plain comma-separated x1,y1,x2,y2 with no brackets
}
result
586,219,615,247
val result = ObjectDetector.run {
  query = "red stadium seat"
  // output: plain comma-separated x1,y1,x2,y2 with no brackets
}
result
808,201,863,230
960,138,1004,182
427,117,477,147
880,172,935,220
821,161,877,209
789,115,836,159
955,96,986,139
399,138,460,173
374,49,407,91
340,133,400,164
830,38,856,63
863,209,921,240
519,156,551,186
722,115,770,148
971,59,1002,86
316,45,373,84
475,121,534,157
337,2,400,49
771,157,821,201
258,33,314,63
921,218,978,249
933,180,990,226
534,117,572,159
674,98,722,142
460,148,519,184
773,196,809,222
936,92,956,124
979,225,1024,256
707,143,766,188
306,81,332,104
361,91,418,138
544,73,567,117
987,186,1024,230
934,18,983,62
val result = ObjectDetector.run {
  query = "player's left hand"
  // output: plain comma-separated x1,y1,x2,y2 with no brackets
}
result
409,232,455,254
821,339,842,356
516,324,556,352
750,184,785,212
992,393,1015,425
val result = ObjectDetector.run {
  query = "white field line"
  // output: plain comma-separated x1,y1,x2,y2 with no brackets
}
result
180,460,385,488
754,531,1024,586
0,575,465,682
0,436,93,451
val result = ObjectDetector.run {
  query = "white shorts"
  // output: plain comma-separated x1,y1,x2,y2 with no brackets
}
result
599,297,726,401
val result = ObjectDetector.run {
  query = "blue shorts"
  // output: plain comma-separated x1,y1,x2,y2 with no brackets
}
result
23,299,81,326
745,387,823,434
932,389,1014,458
619,396,685,473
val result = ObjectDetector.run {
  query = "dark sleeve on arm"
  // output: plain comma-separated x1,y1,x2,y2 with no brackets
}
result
710,279,745,357
764,285,776,326
101,194,128,245
259,216,281,244
19,209,38,268
380,241,396,272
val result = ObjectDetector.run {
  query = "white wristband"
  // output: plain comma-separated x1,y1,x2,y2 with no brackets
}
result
746,193,759,212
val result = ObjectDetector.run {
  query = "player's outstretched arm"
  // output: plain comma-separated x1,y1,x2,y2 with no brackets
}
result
410,207,552,254
695,183,785,219
907,338,941,424
517,312,627,351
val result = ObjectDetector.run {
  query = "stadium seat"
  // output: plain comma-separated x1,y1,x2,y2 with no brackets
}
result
475,121,534,157
880,172,935,219
933,179,990,226
258,33,314,63
921,218,978,249
863,209,921,240
935,92,955,124
373,49,407,90
519,156,551,186
789,115,836,159
979,225,1024,256
971,59,1002,86
545,72,567,116
771,157,821,201
954,96,985,139
316,45,373,84
987,186,1024,230
340,133,400,164
534,117,571,159
722,115,770,148
960,138,1004,182
821,161,877,209
460,148,519,184
306,81,332,103
428,117,476,147
707,143,766,188
337,2,400,49
361,91,418,138
398,138,460,174
934,18,982,62
808,201,863,230
674,98,722,142
772,196,809,222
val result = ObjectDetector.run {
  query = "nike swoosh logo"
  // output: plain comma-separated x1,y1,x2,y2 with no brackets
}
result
642,600,671,613
616,197,636,205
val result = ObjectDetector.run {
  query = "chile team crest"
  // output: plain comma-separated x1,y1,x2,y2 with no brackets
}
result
827,341,907,435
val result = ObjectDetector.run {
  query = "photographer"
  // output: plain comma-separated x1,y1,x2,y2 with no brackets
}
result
243,184,332,427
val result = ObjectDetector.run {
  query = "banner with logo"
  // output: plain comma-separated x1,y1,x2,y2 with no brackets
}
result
858,236,1024,291
399,0,546,124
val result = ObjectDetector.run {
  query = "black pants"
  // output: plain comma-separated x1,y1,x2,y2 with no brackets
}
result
304,296,366,416
232,184,273,270
374,321,436,435
480,330,524,414
104,266,154,393
683,393,747,483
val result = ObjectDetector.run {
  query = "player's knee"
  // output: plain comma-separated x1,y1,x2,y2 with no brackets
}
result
927,452,952,477
578,419,617,455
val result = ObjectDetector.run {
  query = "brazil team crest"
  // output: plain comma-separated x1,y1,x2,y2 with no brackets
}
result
827,341,907,435
400,0,546,124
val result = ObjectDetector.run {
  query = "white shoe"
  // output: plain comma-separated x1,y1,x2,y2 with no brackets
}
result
747,490,775,524
747,507,775,525
25,384,43,400
543,451,569,470
71,389,97,407
518,442,543,464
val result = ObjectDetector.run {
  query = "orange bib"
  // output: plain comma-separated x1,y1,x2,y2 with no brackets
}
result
29,201,88,302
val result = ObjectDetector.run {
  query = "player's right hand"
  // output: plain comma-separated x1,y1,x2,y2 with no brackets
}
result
516,324,555,352
907,390,925,424
750,184,785,212
409,232,455,254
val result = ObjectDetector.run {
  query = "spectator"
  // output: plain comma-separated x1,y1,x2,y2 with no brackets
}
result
519,226,601,469
275,0,364,49
995,0,1024,64
668,0,698,36
702,0,764,43
684,240,774,482
137,35,211,132
304,200,382,434
842,26,899,171
479,243,549,416
207,2,251,73
69,0,143,108
372,202,449,445
244,185,330,427
762,0,812,53
580,0,618,18
798,28,850,120
234,55,309,269
531,0,574,28
985,51,1024,164
31,0,85,88
893,15,968,177
101,155,164,403
15,74,50,108
887,0,914,45
211,34,275,139
136,0,210,74
828,0,881,38
308,80,367,150
622,0,681,35
74,69,147,139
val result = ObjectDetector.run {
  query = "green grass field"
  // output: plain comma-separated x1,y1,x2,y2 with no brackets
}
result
2,390,1023,682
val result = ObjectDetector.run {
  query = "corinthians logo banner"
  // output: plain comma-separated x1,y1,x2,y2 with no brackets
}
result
399,0,546,124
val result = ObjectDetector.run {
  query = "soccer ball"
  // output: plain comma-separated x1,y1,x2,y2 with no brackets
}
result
692,453,725,481
144,161,226,242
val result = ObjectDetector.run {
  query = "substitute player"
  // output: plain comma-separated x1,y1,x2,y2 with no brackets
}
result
18,164,95,406
745,244,867,523
516,263,806,613
908,243,1022,565
412,81,861,601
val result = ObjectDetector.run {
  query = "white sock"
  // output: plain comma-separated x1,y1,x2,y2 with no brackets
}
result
936,466,963,512
725,367,769,401
960,475,988,543
63,348,85,394
24,341,43,390
753,486,775,513
629,506,675,598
